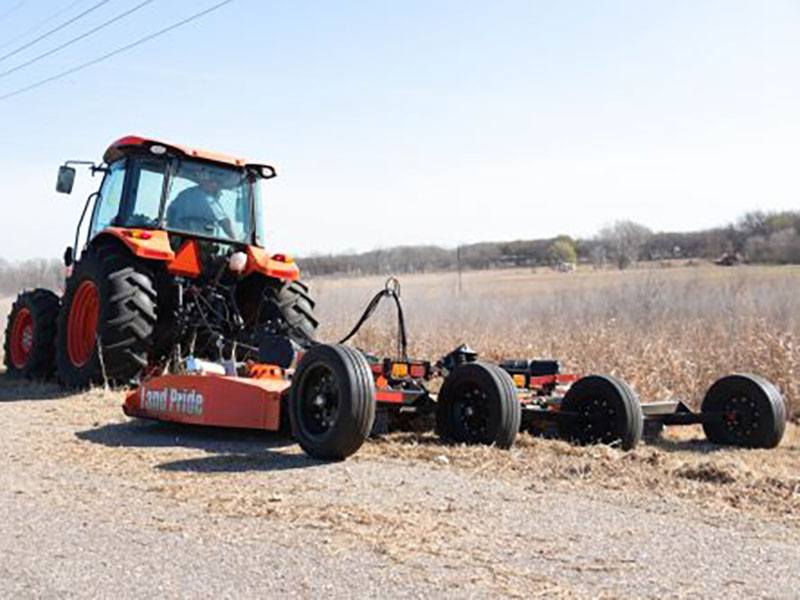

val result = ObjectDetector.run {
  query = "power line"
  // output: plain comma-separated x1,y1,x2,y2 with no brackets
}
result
0,0,156,79
0,0,109,64
0,0,85,51
0,0,235,101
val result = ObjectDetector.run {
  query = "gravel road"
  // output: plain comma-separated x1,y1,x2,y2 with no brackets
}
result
1,379,798,598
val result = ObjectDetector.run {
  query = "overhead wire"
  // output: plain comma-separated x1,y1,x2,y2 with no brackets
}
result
0,0,234,101
0,0,109,64
0,0,85,51
0,0,156,79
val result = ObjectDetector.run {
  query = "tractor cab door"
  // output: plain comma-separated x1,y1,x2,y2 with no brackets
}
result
86,159,126,245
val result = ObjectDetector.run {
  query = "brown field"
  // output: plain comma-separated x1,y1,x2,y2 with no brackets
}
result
1,264,799,597
311,263,800,419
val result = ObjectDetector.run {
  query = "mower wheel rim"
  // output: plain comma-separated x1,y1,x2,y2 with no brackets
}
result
67,280,99,368
453,382,490,441
298,364,340,438
9,307,33,369
574,397,617,444
722,395,760,441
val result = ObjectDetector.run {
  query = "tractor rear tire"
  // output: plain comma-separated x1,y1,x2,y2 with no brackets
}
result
56,244,157,388
289,344,375,460
3,289,60,379
701,374,786,448
260,279,318,347
435,361,521,449
559,375,643,450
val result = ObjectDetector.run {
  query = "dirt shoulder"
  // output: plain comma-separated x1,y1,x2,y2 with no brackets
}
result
1,377,798,598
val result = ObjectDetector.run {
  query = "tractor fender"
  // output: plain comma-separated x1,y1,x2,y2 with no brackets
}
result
94,228,175,261
92,229,300,281
246,246,300,281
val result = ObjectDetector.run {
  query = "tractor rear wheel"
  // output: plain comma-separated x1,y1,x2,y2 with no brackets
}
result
559,375,643,450
701,374,786,448
3,289,60,379
56,244,157,388
289,344,375,460
435,362,521,449
260,279,318,346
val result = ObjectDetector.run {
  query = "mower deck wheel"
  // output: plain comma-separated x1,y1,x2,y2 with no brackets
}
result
559,375,643,450
289,344,375,460
435,361,521,449
701,374,786,448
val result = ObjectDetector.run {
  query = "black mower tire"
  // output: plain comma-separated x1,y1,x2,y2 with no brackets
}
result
289,344,375,460
261,279,318,347
559,375,643,450
56,243,157,388
701,374,786,448
3,289,60,379
435,361,521,449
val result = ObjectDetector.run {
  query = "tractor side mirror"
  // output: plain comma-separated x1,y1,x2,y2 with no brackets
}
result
249,164,276,179
63,246,74,267
56,165,76,194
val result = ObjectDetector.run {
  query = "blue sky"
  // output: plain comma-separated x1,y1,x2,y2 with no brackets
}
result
0,0,798,260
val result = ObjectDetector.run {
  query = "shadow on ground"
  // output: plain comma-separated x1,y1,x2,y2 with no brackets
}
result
0,373,72,402
157,451,327,473
646,434,727,454
76,419,328,472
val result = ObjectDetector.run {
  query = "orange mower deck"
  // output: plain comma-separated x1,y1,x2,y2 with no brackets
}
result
124,373,289,432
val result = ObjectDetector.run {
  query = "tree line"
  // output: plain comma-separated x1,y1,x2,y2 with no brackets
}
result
1,210,797,289
0,258,63,297
300,210,800,276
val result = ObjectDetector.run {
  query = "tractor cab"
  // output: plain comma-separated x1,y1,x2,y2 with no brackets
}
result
57,136,277,262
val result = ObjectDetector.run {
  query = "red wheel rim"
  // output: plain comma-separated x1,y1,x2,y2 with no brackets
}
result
9,307,33,369
67,281,99,368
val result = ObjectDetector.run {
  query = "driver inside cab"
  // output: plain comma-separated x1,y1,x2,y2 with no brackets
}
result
166,168,236,239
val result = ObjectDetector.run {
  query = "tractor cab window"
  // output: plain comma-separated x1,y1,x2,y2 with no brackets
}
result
90,160,126,238
164,160,254,244
119,159,166,228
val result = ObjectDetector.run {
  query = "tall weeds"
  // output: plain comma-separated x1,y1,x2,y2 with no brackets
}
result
312,266,799,418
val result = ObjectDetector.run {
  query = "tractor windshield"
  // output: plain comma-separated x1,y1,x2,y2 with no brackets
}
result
164,160,260,244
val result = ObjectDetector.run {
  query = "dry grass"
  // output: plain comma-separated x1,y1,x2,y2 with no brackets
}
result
360,425,800,527
311,264,800,419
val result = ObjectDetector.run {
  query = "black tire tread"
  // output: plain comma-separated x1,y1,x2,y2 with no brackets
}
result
289,344,375,460
3,288,60,379
436,361,521,449
560,375,643,450
262,278,319,345
56,242,157,388
701,373,786,448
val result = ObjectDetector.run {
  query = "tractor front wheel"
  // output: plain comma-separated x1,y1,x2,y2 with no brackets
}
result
56,244,157,388
3,289,60,379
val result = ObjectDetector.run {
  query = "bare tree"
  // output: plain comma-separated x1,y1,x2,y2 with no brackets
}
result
598,220,653,269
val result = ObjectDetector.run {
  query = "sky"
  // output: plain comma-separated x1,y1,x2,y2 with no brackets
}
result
0,0,798,261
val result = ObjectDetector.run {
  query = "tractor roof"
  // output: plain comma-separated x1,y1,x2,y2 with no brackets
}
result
103,135,253,168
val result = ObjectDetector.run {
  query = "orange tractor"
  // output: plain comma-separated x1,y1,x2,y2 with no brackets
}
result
4,136,788,461
5,136,317,387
